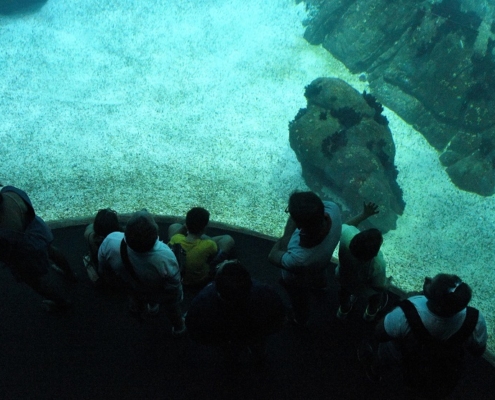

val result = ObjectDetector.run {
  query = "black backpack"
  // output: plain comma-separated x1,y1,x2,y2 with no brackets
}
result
399,299,479,398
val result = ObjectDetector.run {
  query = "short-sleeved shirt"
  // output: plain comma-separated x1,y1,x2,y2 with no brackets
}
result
169,234,218,286
280,201,342,286
336,224,388,295
98,232,183,304
384,295,487,355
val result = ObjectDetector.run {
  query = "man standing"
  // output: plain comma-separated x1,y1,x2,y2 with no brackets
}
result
98,210,185,335
268,191,342,325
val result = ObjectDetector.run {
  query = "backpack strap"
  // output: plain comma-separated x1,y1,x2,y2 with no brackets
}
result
120,239,142,283
399,299,432,342
448,307,479,344
399,299,479,344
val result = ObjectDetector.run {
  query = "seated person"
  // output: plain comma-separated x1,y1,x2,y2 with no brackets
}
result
98,210,185,335
0,185,74,312
83,208,120,284
360,273,487,399
185,260,286,364
168,207,235,287
268,191,342,326
335,202,391,321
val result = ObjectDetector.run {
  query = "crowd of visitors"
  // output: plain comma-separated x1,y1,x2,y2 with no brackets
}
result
0,185,488,399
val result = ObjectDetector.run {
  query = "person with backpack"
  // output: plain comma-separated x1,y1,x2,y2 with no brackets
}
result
98,210,185,335
359,273,487,399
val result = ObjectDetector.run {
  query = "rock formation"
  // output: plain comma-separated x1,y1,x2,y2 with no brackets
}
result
0,0,48,15
302,0,495,196
289,77,405,232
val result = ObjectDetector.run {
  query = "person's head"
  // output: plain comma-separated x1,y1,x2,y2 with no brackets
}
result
185,207,210,235
423,273,472,317
287,191,325,232
349,228,383,261
215,260,252,304
125,210,158,253
94,208,120,238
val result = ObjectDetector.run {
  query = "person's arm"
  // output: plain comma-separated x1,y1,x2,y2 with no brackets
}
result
268,240,287,267
268,216,297,268
345,202,379,227
84,223,94,242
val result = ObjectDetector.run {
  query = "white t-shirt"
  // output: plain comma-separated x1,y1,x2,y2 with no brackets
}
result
98,231,182,300
384,295,487,353
281,201,342,285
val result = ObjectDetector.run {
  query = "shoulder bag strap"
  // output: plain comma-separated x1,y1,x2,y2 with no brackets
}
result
120,239,142,283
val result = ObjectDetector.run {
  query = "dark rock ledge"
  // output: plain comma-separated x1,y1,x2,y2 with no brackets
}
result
301,0,495,196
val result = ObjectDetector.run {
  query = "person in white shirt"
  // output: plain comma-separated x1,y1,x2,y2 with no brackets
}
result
98,210,185,336
269,191,342,326
360,273,487,398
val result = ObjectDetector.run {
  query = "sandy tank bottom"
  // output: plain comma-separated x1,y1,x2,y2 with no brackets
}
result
1,0,493,353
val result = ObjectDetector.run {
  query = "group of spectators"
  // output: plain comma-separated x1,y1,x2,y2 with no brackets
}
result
0,185,488,399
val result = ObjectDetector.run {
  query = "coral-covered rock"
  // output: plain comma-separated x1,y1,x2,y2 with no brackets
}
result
289,77,405,232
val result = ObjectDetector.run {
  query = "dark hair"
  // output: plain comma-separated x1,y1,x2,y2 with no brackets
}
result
0,193,3,205
94,208,120,238
288,191,324,231
125,211,158,253
349,228,383,261
424,274,472,316
215,260,252,304
186,207,210,234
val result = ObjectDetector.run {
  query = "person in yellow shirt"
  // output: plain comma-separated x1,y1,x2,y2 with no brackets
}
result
168,207,234,287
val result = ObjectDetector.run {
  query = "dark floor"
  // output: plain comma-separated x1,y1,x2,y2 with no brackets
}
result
0,222,493,399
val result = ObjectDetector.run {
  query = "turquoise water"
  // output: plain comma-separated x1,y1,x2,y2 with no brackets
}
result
0,0,493,352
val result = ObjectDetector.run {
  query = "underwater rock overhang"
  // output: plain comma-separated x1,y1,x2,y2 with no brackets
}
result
0,0,48,15
301,0,495,196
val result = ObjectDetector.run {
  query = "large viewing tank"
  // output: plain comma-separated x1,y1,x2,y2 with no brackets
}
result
1,0,493,354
